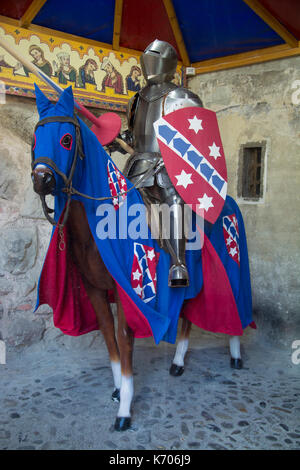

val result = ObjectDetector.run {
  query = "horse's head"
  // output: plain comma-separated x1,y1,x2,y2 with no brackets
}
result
31,85,83,199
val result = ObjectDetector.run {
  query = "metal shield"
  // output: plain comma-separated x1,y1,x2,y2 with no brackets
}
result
154,107,227,224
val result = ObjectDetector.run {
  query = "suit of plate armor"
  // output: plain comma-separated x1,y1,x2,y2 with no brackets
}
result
121,40,203,287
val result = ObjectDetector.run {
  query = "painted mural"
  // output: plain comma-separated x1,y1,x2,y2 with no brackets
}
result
0,22,184,112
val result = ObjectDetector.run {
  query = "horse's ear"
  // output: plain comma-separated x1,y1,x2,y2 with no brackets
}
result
34,83,52,117
55,86,74,116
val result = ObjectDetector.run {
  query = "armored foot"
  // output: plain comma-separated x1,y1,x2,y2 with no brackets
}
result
168,264,189,287
169,363,185,376
230,358,243,369
114,416,131,431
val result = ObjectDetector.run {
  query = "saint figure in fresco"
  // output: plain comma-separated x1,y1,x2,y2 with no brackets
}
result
125,65,142,92
78,58,98,88
101,58,124,94
13,45,52,77
54,52,77,85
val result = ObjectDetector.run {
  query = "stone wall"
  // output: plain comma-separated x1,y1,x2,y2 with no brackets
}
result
189,56,300,345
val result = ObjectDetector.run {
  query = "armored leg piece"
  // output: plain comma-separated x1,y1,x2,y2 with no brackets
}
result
160,189,189,287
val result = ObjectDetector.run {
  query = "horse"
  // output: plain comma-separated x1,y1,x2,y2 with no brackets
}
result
31,85,254,431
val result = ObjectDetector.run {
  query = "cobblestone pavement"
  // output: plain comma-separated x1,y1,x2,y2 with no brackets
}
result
0,331,299,450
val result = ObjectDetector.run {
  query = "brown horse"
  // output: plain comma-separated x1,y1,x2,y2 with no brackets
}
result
30,80,191,431
32,164,199,432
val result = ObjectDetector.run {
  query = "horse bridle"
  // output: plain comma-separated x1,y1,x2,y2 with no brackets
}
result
31,115,85,230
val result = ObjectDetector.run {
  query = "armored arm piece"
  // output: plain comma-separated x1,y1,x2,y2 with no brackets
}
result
106,130,134,155
115,130,134,154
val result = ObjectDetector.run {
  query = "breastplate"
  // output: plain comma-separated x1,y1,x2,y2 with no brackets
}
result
132,82,177,153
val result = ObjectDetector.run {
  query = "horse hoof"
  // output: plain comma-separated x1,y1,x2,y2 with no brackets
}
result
114,417,131,431
111,388,120,402
230,358,243,369
169,363,185,376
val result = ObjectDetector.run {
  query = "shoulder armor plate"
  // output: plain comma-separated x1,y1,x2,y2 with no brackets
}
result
164,87,203,115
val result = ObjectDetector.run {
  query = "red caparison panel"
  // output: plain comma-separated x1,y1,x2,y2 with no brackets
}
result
259,0,300,40
0,0,34,20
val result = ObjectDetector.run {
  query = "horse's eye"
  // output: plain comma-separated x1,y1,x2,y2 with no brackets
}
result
60,133,73,150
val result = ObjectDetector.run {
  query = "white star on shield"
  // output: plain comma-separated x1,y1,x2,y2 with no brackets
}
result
175,170,193,189
197,193,214,212
208,142,221,159
188,115,203,134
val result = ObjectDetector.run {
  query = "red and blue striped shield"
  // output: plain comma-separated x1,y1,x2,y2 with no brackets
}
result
154,107,227,224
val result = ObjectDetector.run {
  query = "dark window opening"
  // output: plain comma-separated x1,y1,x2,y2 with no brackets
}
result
238,143,266,201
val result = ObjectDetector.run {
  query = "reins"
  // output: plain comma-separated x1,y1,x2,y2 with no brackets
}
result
60,159,164,200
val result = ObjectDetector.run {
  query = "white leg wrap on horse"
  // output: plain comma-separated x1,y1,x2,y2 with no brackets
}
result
173,339,189,367
111,361,121,389
229,336,241,359
117,375,133,417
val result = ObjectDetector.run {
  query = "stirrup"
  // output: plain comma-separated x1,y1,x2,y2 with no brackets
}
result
168,264,189,287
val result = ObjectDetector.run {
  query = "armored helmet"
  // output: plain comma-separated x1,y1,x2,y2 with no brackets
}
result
140,39,178,84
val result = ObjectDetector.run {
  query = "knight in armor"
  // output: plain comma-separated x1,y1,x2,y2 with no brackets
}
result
114,40,203,287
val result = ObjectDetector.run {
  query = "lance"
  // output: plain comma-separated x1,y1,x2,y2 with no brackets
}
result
0,36,122,145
